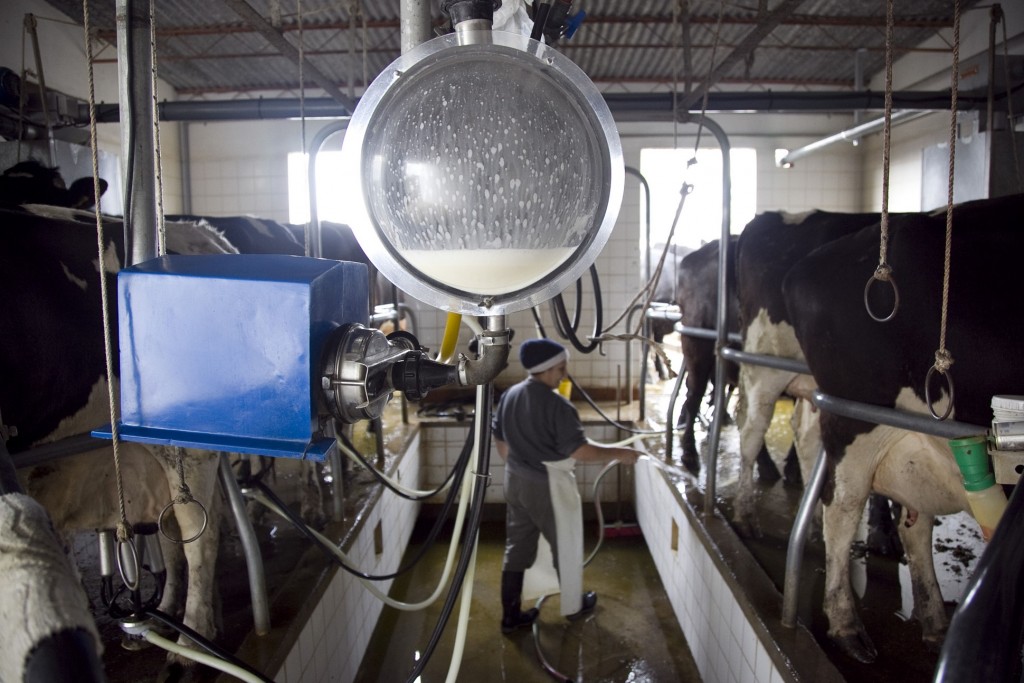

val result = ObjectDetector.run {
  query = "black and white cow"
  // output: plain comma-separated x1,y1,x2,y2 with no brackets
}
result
732,210,883,534
0,159,107,209
668,238,741,470
781,193,1024,662
1,203,234,675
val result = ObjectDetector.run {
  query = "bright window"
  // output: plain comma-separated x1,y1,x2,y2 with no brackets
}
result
287,151,355,225
639,147,757,249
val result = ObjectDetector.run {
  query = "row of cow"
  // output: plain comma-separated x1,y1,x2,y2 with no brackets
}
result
0,160,395,679
653,193,1023,664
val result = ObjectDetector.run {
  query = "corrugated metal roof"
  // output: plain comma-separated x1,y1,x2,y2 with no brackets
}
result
34,0,981,103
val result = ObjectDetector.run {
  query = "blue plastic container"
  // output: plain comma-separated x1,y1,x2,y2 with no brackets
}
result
96,254,368,460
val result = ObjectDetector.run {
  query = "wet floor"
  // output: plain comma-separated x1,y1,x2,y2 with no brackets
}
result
355,517,702,683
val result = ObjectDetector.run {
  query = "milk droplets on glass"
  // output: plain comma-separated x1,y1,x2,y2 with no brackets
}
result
361,51,604,294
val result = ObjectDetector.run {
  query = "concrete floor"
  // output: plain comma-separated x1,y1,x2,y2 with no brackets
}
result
354,517,702,683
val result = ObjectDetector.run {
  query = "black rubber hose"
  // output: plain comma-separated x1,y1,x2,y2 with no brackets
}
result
337,430,462,502
143,608,273,683
550,265,603,354
250,425,474,582
404,388,493,683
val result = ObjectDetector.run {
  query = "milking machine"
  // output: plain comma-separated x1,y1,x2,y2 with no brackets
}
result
93,1,622,679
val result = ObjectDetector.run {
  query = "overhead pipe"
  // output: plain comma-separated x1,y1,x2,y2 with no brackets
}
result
778,109,931,166
77,90,982,125
117,0,159,265
401,0,434,54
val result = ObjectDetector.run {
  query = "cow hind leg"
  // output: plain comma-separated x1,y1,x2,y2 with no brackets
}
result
822,459,878,663
733,367,794,536
896,508,947,651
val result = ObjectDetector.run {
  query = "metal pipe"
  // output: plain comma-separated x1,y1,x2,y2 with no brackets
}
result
778,110,931,167
9,433,104,469
24,15,57,166
665,354,687,462
117,0,159,265
179,122,192,214
810,390,985,440
401,0,434,55
702,115,731,516
328,445,345,522
625,166,651,413
781,445,828,628
720,346,810,374
458,315,509,386
624,303,644,413
79,90,974,125
672,321,743,344
218,457,270,636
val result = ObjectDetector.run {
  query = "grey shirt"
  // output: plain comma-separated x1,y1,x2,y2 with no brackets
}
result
492,377,588,481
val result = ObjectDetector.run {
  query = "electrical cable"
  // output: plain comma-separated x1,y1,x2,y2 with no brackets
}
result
404,384,492,683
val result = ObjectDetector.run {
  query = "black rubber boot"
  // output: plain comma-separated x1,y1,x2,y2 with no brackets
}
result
500,570,539,634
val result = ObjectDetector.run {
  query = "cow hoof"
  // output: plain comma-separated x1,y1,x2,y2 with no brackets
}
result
832,633,878,663
158,660,201,683
755,447,782,483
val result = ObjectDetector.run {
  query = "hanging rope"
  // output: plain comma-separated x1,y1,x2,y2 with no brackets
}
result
82,0,137,585
926,0,961,421
865,0,899,322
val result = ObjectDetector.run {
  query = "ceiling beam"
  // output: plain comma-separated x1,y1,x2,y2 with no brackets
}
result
676,0,810,112
95,13,955,42
222,0,356,112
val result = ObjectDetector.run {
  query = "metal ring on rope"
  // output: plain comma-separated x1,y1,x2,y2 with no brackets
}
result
925,351,955,421
158,492,209,544
115,537,141,592
863,265,899,322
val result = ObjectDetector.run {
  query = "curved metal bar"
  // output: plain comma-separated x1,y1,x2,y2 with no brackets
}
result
720,346,811,375
924,365,955,421
116,536,141,592
158,497,209,545
218,457,270,636
863,273,900,322
306,119,350,259
781,446,828,628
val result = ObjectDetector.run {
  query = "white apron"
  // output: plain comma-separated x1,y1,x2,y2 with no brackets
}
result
533,457,582,616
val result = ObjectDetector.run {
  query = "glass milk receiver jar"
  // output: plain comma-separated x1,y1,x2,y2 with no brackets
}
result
340,29,623,315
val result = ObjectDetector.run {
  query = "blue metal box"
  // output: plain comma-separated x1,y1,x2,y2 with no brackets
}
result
99,254,367,460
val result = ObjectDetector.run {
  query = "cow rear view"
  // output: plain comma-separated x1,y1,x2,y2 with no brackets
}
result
782,193,1024,663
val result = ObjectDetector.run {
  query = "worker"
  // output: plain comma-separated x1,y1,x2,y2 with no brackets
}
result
492,338,641,634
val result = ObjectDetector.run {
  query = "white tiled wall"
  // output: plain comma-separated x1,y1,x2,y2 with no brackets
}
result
274,431,423,683
636,460,784,683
